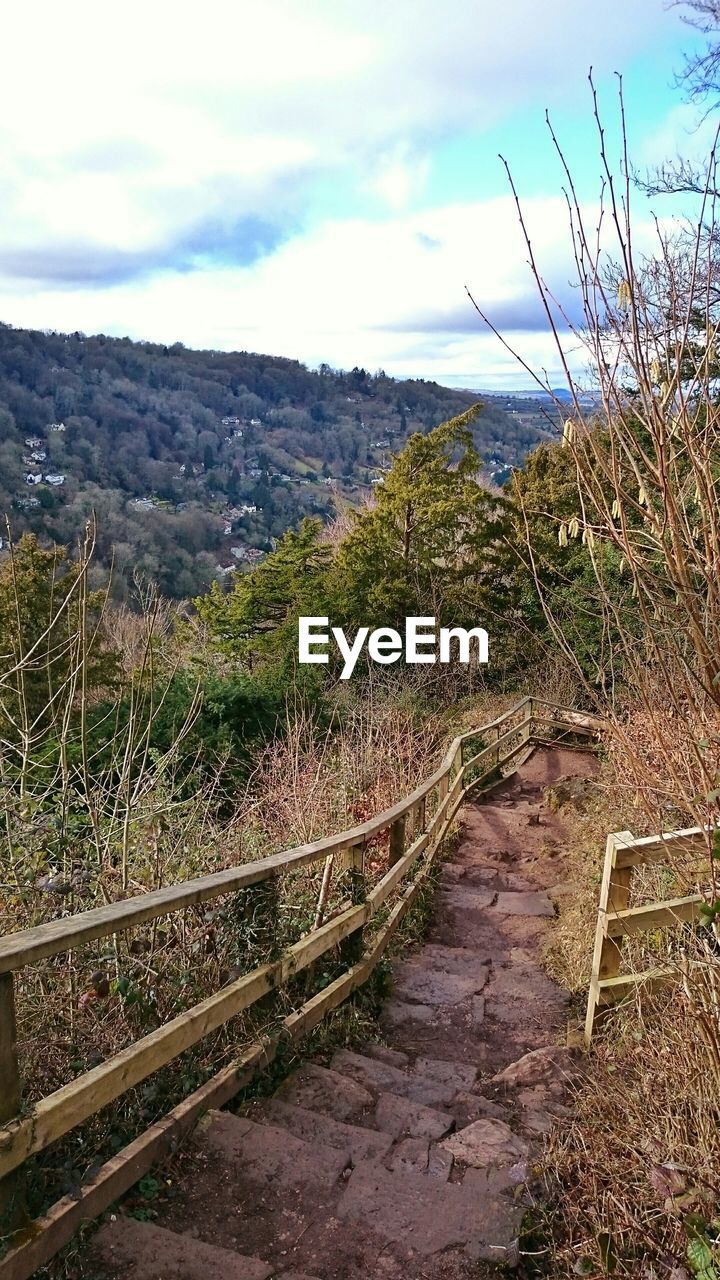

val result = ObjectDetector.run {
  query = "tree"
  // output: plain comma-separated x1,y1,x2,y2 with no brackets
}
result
195,518,331,663
0,528,116,756
332,407,509,631
638,2,720,196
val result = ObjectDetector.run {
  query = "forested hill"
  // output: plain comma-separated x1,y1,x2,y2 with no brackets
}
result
0,323,553,599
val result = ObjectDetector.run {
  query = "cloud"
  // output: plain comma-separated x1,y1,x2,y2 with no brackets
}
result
0,0,691,389
0,216,289,286
0,0,685,290
0,193,652,389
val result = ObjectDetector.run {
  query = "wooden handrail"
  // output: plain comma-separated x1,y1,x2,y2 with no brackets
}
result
0,700,534,975
0,697,599,1279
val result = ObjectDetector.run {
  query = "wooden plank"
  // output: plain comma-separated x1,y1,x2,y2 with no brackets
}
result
584,831,634,1044
0,815,448,1280
597,967,680,1003
368,831,430,910
0,1040,276,1280
0,964,276,1180
606,894,703,937
388,815,406,869
462,723,523,774
0,845,329,975
0,897,372,1180
614,826,710,870
0,696,590,974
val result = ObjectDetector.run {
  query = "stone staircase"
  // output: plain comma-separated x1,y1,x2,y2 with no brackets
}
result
92,746,593,1280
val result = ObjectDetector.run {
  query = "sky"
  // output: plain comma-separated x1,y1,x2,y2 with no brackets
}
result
0,0,714,390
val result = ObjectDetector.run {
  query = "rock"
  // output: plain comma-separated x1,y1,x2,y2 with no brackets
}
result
331,1049,453,1107
385,1136,430,1175
393,962,489,1006
413,1057,477,1090
491,1045,580,1091
276,1063,373,1122
428,1144,455,1180
419,944,493,979
472,995,486,1026
197,1112,348,1187
544,776,598,812
336,1161,524,1258
453,1091,510,1126
440,887,496,911
261,1099,392,1163
381,999,436,1025
439,1118,529,1172
363,1043,410,1069
94,1219,275,1280
491,891,554,917
372,1092,455,1140
384,1137,453,1180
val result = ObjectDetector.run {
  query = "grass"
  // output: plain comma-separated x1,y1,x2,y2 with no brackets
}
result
538,754,720,1278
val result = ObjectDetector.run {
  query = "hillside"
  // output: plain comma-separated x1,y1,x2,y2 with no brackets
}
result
0,324,554,599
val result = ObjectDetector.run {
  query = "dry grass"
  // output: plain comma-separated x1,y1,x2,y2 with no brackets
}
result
540,738,720,1278
4,677,512,1232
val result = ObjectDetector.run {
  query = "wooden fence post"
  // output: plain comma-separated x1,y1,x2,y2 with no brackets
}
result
415,797,426,836
585,831,634,1044
340,844,366,967
388,815,406,869
523,697,533,743
0,972,23,1234
247,874,281,964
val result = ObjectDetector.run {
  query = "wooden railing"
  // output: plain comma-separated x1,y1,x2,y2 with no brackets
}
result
0,696,600,1280
584,825,709,1043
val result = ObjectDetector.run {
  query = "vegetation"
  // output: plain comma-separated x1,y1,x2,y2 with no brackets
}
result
5,14,720,1273
0,325,553,600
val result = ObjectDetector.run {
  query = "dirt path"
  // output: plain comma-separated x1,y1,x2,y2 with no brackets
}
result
92,745,598,1280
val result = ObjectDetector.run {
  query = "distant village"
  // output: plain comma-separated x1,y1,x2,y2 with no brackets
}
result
13,410,394,579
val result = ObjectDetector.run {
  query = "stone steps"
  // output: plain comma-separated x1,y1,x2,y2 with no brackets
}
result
197,1111,351,1188
90,750,596,1280
259,1098,393,1163
94,1218,320,1280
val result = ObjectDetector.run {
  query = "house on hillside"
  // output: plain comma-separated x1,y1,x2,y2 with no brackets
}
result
49,422,66,432
44,474,65,486
26,473,42,485
24,437,42,449
31,451,47,462
221,416,240,426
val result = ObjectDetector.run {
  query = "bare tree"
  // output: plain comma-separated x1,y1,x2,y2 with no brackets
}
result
469,73,720,857
638,1,720,196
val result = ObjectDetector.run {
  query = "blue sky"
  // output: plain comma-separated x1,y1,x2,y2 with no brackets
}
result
0,0,713,389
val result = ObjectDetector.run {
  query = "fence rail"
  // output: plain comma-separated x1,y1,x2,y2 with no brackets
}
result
584,825,710,1043
0,697,601,1280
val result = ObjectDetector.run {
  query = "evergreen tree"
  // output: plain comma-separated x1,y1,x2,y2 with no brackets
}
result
332,407,509,630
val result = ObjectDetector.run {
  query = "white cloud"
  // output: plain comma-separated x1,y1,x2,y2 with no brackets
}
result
0,193,666,388
0,0,684,284
0,0,690,387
